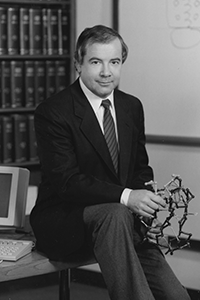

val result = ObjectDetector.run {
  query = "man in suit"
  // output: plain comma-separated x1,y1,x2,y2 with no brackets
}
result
30,25,190,300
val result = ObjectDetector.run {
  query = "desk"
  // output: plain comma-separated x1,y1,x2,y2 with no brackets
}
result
0,239,96,300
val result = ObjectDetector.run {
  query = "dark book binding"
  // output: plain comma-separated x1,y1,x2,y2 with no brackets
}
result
12,114,28,163
7,7,19,55
58,9,62,55
0,7,7,55
0,62,1,108
55,60,70,93
46,60,56,98
60,9,70,55
1,61,11,108
0,119,2,163
20,8,29,55
10,61,24,108
27,114,38,162
24,61,35,107
1,116,13,163
47,8,59,55
35,61,46,105
42,8,48,55
29,8,43,55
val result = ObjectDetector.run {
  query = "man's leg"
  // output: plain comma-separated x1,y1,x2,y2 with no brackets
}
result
137,242,191,300
83,203,155,300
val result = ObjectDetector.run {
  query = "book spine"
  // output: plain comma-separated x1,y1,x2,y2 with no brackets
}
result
35,61,46,105
24,61,35,108
42,8,48,55
46,60,56,98
1,116,14,163
0,118,2,163
12,114,28,163
61,9,70,55
0,62,1,108
55,60,69,93
27,114,38,162
58,9,62,55
29,8,43,55
1,61,11,108
47,8,59,55
20,8,29,55
10,61,24,108
7,7,19,55
0,7,7,55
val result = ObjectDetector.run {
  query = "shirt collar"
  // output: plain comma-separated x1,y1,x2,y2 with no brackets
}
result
79,77,114,113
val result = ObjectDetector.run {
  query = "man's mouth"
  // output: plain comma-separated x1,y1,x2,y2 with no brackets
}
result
97,81,112,85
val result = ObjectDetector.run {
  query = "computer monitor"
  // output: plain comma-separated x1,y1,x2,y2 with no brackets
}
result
0,166,30,229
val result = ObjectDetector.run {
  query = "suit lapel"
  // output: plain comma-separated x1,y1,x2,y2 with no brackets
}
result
72,80,118,176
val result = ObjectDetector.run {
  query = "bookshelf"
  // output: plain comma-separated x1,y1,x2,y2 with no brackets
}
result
0,0,75,184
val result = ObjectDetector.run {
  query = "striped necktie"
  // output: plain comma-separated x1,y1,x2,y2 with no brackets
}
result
101,99,118,173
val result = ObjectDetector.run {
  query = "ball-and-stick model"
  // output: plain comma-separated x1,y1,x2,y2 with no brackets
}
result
142,175,195,255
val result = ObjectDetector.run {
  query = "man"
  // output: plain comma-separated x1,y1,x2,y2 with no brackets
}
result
30,25,190,300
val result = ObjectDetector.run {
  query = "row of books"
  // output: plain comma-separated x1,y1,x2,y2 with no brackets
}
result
6,1,67,2
0,6,70,55
0,114,38,164
0,60,70,109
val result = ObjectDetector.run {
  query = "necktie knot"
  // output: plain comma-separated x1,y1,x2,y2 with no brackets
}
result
101,99,111,110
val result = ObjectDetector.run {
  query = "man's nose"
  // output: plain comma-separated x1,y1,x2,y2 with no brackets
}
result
100,63,111,77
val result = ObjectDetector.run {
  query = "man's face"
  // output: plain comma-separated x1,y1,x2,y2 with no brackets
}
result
77,38,123,98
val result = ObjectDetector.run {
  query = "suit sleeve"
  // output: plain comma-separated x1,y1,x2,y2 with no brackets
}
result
130,101,154,190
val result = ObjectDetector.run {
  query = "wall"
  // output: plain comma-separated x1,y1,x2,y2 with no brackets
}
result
119,0,200,138
76,0,112,38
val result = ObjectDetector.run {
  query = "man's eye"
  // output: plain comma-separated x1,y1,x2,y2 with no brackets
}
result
112,60,120,65
91,60,100,65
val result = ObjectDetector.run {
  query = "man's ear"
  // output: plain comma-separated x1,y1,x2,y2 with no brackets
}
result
74,59,81,74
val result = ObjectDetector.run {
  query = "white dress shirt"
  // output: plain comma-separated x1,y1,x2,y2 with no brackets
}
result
79,78,131,206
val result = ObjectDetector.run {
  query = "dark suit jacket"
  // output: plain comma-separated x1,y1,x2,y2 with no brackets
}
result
30,79,153,259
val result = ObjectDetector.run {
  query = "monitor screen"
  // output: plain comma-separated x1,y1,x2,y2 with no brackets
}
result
0,167,30,229
0,174,12,218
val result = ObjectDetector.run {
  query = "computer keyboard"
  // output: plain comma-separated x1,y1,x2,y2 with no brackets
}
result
0,239,34,261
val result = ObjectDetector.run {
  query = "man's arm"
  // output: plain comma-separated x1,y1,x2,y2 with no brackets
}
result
120,97,165,217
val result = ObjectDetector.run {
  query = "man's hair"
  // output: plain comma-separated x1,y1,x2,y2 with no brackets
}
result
74,25,128,65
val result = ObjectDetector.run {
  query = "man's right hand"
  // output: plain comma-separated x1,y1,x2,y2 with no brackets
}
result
127,189,166,218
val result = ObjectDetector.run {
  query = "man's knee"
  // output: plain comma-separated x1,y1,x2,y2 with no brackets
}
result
84,203,135,238
100,203,134,229
106,203,131,218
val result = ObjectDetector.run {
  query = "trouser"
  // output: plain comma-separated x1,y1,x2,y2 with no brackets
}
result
83,203,191,300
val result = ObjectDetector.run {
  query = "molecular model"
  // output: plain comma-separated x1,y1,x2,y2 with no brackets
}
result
142,175,195,255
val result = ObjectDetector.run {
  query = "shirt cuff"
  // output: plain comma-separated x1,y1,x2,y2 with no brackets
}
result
120,188,132,206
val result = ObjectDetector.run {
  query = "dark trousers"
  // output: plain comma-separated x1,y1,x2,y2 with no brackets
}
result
83,203,191,300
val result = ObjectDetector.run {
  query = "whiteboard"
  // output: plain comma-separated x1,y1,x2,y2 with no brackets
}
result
119,0,200,138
